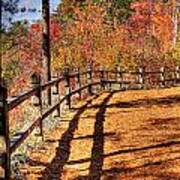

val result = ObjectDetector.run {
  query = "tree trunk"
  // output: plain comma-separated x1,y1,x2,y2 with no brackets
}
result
0,0,2,85
42,0,51,105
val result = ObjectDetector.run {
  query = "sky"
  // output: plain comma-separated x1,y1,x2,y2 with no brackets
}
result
13,0,61,23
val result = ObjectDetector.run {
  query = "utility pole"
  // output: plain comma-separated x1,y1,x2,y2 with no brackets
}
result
42,0,51,105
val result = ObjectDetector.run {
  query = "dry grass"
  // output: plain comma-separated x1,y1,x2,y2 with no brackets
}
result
15,87,180,179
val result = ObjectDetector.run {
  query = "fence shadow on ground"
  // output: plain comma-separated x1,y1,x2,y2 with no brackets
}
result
73,140,180,180
101,156,180,180
26,91,180,179
86,94,180,110
67,140,180,165
40,94,101,179
88,92,114,179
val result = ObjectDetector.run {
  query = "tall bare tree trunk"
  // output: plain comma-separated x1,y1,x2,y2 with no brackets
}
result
42,0,51,105
0,0,2,85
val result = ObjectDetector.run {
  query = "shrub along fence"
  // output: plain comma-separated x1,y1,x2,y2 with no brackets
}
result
0,65,180,179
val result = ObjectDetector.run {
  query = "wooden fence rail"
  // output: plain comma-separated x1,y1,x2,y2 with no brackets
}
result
0,65,180,179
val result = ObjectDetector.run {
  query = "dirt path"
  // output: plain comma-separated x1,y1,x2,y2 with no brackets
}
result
20,87,180,180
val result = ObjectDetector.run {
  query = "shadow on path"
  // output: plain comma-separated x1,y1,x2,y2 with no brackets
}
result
88,92,114,179
41,94,101,180
86,94,180,110
27,91,180,179
67,140,180,166
102,156,180,179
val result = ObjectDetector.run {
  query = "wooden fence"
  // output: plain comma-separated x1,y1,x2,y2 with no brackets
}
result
0,65,180,179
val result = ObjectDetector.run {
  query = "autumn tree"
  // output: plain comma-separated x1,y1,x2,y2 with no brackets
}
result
1,0,20,84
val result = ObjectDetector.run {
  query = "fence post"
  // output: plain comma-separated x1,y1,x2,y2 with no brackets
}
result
116,65,122,90
100,66,105,90
107,69,112,91
159,67,165,88
0,83,10,179
31,74,44,139
87,64,93,95
52,73,59,95
64,67,71,109
76,67,82,99
138,67,144,89
175,66,180,85
52,72,60,117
